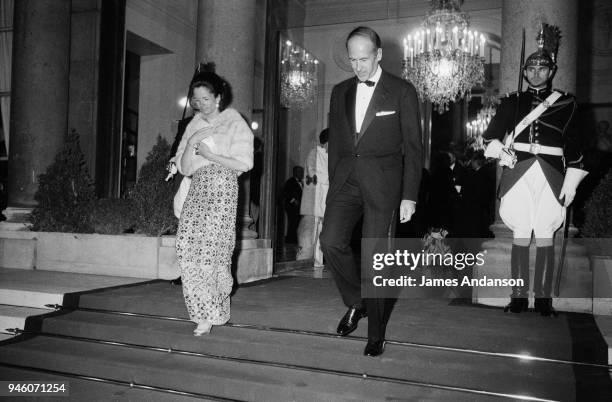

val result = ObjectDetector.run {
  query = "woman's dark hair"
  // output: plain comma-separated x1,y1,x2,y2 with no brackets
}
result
346,26,381,50
188,62,233,111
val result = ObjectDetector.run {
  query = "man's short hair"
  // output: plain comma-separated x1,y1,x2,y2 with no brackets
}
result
346,26,381,50
319,128,329,145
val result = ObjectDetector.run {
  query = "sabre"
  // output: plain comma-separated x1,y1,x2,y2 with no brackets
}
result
554,206,572,297
508,29,526,151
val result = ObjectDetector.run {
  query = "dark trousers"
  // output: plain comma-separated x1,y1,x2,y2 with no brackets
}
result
320,170,397,341
285,207,300,243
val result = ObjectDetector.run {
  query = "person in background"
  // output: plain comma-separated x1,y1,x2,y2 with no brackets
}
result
282,165,304,244
297,129,329,267
428,151,454,232
174,63,254,336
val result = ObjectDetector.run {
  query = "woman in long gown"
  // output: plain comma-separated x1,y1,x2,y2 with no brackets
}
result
175,65,254,335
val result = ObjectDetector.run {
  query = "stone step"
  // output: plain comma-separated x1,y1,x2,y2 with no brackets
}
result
0,305,50,334
0,367,204,401
0,335,487,402
0,288,64,310
594,315,612,366
33,309,582,400
0,268,148,309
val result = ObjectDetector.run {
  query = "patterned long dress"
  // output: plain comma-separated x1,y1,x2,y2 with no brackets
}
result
176,164,238,325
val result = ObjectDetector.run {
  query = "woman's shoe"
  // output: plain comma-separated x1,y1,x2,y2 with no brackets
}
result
193,321,212,336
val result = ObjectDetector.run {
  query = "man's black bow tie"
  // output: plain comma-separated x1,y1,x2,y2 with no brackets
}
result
359,80,375,87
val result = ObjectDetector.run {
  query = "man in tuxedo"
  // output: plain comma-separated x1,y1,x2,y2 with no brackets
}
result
320,26,422,357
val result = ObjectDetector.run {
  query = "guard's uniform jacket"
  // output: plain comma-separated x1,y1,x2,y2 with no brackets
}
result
484,86,583,205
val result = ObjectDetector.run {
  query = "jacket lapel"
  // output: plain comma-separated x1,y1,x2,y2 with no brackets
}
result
356,72,389,144
345,79,357,139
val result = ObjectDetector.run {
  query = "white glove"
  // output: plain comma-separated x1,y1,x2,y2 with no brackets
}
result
484,139,516,168
484,139,504,159
559,167,588,207
498,147,517,168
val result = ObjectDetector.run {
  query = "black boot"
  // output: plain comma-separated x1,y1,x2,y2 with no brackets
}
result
533,246,557,317
504,244,530,313
504,297,529,313
534,297,557,317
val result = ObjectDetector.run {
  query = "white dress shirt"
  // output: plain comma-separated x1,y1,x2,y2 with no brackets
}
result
355,66,381,133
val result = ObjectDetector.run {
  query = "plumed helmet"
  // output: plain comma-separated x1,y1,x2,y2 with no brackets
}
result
523,23,561,69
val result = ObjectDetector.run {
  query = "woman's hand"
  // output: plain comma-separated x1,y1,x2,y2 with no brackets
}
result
194,142,214,159
188,127,213,146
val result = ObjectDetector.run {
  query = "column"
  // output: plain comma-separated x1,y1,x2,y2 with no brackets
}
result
196,0,256,116
6,0,71,214
196,0,257,238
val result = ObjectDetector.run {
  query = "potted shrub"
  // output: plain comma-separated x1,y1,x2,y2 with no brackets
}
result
24,132,180,279
127,135,180,236
581,169,612,314
29,130,96,233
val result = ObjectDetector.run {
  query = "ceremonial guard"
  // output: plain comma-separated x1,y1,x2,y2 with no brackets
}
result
484,24,588,316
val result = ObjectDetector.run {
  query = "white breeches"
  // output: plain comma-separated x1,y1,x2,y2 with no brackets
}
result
499,161,565,247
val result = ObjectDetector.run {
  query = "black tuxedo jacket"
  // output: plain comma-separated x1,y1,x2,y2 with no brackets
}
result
327,70,422,209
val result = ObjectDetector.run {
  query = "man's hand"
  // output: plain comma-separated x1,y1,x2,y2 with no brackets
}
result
400,200,416,223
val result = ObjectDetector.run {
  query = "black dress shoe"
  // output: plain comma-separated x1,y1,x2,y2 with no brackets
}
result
364,340,385,357
336,306,367,336
534,298,558,317
503,297,528,313
170,276,182,285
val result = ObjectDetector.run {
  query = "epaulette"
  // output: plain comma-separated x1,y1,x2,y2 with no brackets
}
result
553,88,574,97
503,91,518,98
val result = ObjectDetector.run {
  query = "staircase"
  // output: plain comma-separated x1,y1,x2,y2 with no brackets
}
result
0,268,147,340
1,276,611,401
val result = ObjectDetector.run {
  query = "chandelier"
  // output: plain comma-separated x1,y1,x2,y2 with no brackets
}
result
466,100,498,150
402,0,486,113
280,38,319,109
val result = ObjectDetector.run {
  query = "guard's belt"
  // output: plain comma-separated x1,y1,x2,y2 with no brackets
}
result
513,142,564,156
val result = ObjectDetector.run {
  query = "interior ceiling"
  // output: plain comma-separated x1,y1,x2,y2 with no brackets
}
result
301,0,502,28
292,0,502,53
